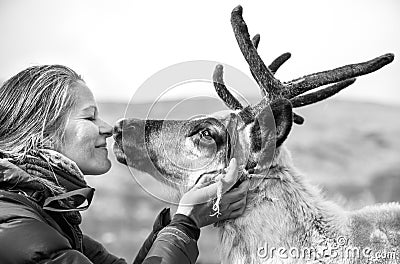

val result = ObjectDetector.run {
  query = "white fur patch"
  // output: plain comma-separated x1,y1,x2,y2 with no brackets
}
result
185,137,201,158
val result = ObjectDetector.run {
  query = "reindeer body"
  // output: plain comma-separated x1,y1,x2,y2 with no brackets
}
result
218,146,400,264
113,5,397,264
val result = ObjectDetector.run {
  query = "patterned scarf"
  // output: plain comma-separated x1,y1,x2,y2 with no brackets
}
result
0,149,95,250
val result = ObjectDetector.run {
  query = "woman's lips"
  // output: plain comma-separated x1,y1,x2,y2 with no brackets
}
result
96,143,107,148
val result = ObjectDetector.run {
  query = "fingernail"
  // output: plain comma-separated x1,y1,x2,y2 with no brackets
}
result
229,158,237,168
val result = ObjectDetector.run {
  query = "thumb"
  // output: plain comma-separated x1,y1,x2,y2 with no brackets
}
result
197,158,239,200
219,158,240,194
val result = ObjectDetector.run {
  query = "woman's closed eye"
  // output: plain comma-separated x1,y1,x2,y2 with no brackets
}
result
81,106,98,122
84,116,96,121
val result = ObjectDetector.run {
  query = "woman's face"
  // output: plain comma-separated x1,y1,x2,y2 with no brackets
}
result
58,81,113,175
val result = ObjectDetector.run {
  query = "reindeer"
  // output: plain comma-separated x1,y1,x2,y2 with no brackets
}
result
113,6,399,264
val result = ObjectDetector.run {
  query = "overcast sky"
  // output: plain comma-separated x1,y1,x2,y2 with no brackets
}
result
0,0,399,105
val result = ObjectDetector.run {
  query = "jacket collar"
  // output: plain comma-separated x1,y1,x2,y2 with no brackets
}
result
0,149,94,212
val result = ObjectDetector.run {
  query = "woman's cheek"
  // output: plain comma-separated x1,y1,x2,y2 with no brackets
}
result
75,125,98,156
64,122,97,161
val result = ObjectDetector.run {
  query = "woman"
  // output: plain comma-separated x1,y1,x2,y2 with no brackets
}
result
0,65,249,263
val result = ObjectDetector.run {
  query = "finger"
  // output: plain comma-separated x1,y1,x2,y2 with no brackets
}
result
230,179,250,193
193,180,223,202
216,193,247,220
220,180,249,203
213,162,235,182
193,173,218,189
217,202,246,222
227,206,247,219
225,200,248,219
196,158,238,198
219,158,240,194
226,195,247,212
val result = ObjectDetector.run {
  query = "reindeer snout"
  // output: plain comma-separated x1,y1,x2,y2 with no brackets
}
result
113,118,125,135
113,118,148,146
113,119,127,153
113,118,144,135
112,117,152,167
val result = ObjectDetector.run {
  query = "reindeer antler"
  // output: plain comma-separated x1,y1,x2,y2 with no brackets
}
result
250,35,307,123
213,65,243,110
213,5,394,125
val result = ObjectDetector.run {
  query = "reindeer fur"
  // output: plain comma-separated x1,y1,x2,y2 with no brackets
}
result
218,146,400,264
113,6,397,263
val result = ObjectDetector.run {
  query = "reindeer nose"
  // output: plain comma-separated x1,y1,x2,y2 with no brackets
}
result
114,118,143,135
113,118,125,135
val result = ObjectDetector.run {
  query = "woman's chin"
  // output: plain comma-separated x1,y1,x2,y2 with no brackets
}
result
81,157,112,176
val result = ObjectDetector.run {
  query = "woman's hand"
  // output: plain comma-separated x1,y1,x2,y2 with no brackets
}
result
176,158,249,228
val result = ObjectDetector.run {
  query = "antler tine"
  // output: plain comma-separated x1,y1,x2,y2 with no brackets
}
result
291,78,356,108
250,34,265,97
231,5,283,100
250,34,303,124
269,53,291,74
230,6,394,126
293,113,304,124
283,53,394,99
252,34,260,49
268,52,304,123
250,33,292,98
213,64,244,110
252,34,292,74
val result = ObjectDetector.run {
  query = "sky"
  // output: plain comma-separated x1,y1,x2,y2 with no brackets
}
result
0,0,399,105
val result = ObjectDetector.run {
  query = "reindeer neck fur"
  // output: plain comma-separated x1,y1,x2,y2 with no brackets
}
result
218,145,349,264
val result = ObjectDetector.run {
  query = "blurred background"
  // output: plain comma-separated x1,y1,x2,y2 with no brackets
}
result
1,1,399,263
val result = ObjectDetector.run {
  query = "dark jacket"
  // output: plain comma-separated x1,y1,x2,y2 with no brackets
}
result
0,159,199,264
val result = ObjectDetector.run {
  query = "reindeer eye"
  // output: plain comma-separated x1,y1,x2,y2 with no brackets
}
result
199,130,213,141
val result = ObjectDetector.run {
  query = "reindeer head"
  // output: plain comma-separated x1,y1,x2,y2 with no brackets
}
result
113,6,393,192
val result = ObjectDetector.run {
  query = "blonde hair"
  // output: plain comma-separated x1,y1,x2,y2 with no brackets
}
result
0,65,83,161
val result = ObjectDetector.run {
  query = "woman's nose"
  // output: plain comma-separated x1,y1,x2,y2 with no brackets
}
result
99,118,113,137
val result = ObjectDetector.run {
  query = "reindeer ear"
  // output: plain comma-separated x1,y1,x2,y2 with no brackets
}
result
254,98,293,149
271,99,293,147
